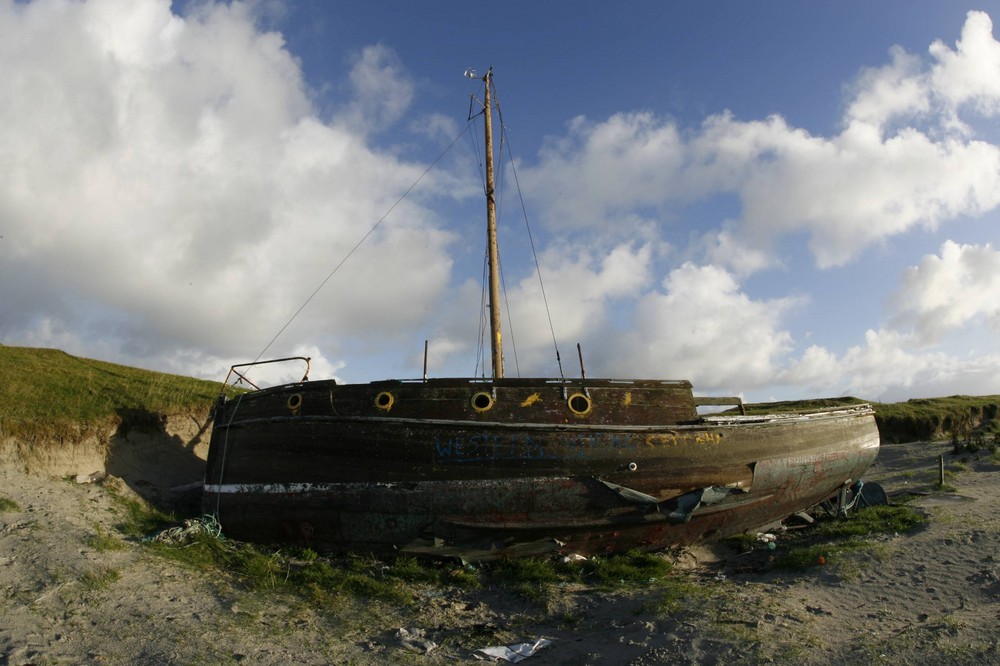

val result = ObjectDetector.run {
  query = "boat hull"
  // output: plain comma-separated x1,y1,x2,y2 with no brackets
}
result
203,378,880,559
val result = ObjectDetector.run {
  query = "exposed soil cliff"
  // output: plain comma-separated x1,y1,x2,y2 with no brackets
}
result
0,408,212,510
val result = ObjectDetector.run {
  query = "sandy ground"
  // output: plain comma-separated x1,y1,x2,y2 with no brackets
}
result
2,438,1000,665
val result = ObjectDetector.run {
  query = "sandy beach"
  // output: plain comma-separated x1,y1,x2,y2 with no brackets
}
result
2,437,999,665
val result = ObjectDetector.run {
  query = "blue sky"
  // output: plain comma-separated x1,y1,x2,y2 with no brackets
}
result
2,0,1000,403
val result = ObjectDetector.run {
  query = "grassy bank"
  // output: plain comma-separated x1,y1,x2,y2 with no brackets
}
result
0,345,220,440
872,394,1000,443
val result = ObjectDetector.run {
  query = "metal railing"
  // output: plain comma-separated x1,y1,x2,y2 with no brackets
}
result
219,356,311,395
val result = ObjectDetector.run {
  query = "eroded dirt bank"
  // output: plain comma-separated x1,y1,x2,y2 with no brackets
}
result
1,410,211,510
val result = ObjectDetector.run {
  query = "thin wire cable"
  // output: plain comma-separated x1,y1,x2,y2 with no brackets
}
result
494,91,565,380
475,247,489,377
253,124,472,366
495,126,521,377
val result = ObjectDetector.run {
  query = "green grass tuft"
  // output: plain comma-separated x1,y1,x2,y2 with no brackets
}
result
771,504,927,571
491,556,564,602
79,566,121,590
0,496,20,512
486,549,689,608
146,531,482,605
584,549,673,588
87,525,128,552
103,481,177,538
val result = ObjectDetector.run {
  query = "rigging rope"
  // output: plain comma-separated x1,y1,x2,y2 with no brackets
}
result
494,91,565,381
496,128,522,377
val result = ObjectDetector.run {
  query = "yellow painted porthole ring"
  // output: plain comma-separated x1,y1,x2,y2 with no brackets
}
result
374,391,394,411
567,392,592,416
471,391,495,412
287,393,303,414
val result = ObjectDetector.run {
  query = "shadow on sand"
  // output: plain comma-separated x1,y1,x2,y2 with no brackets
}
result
104,407,213,515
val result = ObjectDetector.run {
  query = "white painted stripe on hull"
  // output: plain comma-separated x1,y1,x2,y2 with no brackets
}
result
203,482,393,494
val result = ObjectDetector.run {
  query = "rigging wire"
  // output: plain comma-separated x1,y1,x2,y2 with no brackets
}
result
467,98,489,378
494,89,566,381
495,123,522,377
475,248,489,378
253,124,472,368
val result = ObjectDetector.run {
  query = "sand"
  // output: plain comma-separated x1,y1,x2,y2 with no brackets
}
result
2,435,1000,665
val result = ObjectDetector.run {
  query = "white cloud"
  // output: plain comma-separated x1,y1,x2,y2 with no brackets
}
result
768,326,1000,402
845,46,930,129
338,44,414,135
699,227,774,277
517,12,1000,271
0,0,456,378
777,345,841,390
608,263,798,389
890,241,1000,343
929,11,1000,118
520,112,686,231
501,241,655,372
521,103,1000,271
817,329,1000,401
738,119,1000,267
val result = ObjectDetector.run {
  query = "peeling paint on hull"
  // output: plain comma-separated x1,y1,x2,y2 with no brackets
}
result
202,378,880,559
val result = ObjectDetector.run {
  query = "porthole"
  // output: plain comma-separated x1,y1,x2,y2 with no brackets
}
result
287,393,303,415
471,391,495,412
374,391,394,411
567,392,592,416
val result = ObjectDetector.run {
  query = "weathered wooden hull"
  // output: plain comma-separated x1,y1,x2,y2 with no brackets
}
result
202,377,880,559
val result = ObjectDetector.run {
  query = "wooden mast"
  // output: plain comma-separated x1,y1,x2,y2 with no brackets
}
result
483,68,504,379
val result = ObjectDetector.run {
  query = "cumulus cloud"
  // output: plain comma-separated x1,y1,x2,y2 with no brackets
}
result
339,44,414,135
929,11,1000,119
605,263,799,389
519,11,1000,270
0,0,457,380
501,241,655,373
777,328,1000,402
890,241,1000,343
844,46,930,129
520,112,686,231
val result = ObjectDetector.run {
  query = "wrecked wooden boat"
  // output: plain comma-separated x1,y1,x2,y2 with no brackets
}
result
202,69,880,560
203,376,879,559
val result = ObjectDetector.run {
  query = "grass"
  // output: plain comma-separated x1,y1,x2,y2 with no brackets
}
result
739,396,870,415
133,511,696,616
4,343,996,446
87,524,128,552
872,394,1000,443
759,503,928,571
102,478,178,537
0,346,987,629
0,345,220,441
0,496,20,512
144,529,482,607
79,566,121,590
488,549,703,614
